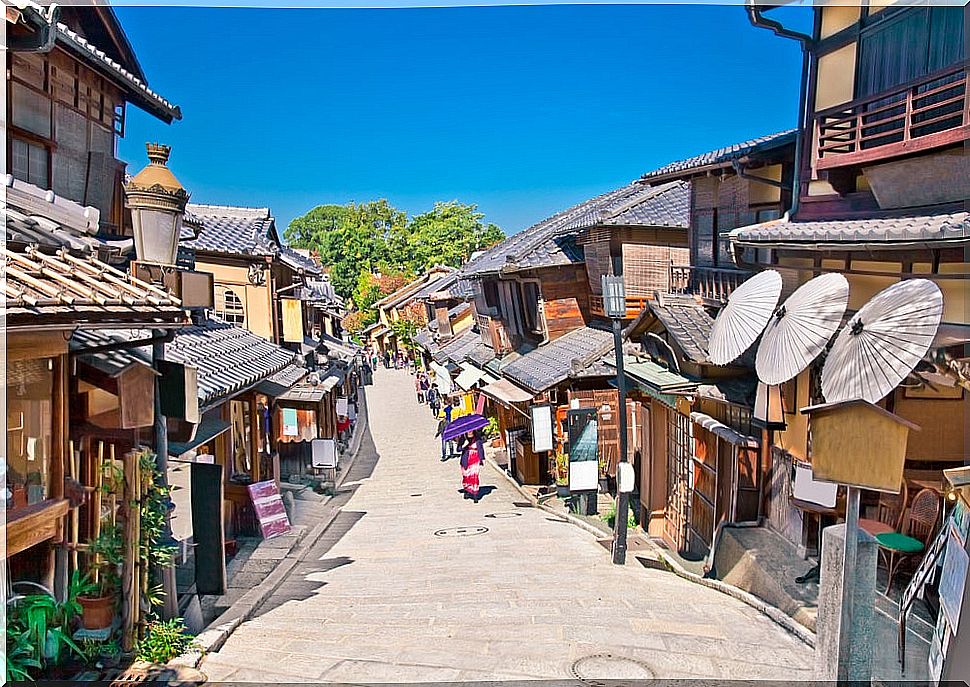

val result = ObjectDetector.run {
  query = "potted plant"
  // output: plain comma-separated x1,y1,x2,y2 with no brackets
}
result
484,417,502,447
6,576,86,679
554,451,570,497
78,524,123,630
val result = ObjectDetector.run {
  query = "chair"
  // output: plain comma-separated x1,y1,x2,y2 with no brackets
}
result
876,488,940,595
860,481,908,536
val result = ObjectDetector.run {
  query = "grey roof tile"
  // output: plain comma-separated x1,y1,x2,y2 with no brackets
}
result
435,327,483,366
181,204,279,256
279,246,322,275
733,210,970,245
646,295,715,364
501,326,615,393
70,319,301,408
640,130,796,181
462,180,689,277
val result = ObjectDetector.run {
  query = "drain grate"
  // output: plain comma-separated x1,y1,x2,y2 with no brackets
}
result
570,653,656,687
484,512,523,519
434,526,488,537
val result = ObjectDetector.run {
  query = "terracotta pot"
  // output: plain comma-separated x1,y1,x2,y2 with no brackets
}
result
490,437,503,448
78,594,115,630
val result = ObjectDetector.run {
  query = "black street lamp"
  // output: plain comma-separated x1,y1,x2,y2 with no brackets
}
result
602,275,630,565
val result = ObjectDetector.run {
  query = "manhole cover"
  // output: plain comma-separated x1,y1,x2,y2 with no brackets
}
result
434,526,489,537
484,512,523,519
570,654,656,687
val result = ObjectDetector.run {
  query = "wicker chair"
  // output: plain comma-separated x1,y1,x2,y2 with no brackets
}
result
875,488,940,595
860,481,908,536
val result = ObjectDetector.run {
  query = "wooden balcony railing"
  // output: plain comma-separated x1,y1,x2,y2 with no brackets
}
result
815,64,969,170
669,265,748,303
476,312,514,355
589,294,651,319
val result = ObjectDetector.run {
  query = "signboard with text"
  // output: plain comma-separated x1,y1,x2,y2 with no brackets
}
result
247,480,292,540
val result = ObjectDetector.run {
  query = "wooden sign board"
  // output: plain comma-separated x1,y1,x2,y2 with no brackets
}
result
118,363,157,429
158,360,199,424
281,298,304,344
247,480,292,540
802,400,919,493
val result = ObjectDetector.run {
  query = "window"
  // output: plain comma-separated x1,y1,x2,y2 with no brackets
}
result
857,6,965,99
483,280,500,310
5,358,54,514
519,281,542,335
11,82,52,138
11,138,50,189
216,286,245,326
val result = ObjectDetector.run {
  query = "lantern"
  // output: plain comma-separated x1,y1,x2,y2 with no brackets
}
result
125,143,189,265
601,274,627,319
753,381,787,430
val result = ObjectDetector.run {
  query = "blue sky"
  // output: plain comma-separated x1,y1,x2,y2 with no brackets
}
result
116,4,807,238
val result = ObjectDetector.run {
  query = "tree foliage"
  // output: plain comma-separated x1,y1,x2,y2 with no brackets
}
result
288,198,505,335
285,199,504,301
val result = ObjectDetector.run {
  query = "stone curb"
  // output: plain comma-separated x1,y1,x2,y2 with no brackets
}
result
170,386,372,671
484,456,817,649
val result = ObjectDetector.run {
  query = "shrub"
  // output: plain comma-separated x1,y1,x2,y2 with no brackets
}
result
136,619,196,664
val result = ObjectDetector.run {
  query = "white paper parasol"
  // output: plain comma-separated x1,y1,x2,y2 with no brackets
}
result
821,278,943,404
756,273,849,385
708,270,783,365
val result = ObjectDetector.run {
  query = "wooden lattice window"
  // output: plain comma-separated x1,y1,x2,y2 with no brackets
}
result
216,286,245,326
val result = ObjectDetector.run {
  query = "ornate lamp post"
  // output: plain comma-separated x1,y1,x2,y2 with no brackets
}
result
602,275,630,565
125,143,189,265
124,143,190,620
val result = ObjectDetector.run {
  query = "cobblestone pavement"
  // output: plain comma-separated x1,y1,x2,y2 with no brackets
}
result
200,368,814,682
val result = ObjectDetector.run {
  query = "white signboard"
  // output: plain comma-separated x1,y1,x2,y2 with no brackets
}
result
940,523,969,631
531,405,554,453
618,463,635,493
792,462,838,509
311,438,337,469
569,461,599,492
336,397,349,417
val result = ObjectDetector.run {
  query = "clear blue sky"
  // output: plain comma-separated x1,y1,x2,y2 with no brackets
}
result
116,4,807,237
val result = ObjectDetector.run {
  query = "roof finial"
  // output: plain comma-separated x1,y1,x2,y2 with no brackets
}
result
146,143,172,166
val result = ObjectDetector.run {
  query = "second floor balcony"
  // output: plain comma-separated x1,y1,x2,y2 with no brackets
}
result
814,63,968,172
669,265,748,304
476,311,514,356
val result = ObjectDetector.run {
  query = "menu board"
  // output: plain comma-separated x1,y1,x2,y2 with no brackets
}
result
247,480,292,540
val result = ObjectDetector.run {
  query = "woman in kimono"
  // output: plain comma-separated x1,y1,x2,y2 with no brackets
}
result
457,430,485,501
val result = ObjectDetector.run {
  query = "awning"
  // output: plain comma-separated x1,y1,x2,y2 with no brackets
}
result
256,363,308,397
169,417,231,457
455,363,486,391
480,377,533,407
690,411,759,449
618,357,697,407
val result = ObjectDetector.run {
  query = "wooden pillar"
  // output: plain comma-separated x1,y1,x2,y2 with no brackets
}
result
51,354,69,599
249,394,261,482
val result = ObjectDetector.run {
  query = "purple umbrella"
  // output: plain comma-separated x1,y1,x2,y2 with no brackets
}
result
441,414,489,442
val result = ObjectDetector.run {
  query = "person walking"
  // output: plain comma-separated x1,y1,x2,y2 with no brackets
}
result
457,430,485,502
428,385,441,418
435,413,449,461
441,399,456,458
415,374,424,404
384,350,391,369
419,373,430,404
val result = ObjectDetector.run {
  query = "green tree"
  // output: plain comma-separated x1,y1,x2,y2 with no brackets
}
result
391,201,504,273
284,200,406,298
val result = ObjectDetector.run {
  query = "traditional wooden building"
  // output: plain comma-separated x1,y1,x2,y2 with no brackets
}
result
737,4,968,567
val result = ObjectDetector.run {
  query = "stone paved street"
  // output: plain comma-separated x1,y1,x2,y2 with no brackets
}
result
200,368,814,682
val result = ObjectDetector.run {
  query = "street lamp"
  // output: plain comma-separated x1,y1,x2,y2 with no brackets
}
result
124,142,189,620
125,143,190,265
602,275,630,565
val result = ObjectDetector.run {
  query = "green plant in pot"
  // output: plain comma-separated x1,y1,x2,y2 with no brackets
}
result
554,451,569,486
6,574,86,680
78,524,123,630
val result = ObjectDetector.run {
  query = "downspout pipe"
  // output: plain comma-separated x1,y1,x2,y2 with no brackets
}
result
746,1,813,218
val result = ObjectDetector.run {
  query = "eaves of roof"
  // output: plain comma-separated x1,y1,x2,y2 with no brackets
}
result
640,130,796,183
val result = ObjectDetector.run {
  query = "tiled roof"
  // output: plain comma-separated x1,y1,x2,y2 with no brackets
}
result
640,130,796,182
256,363,310,397
501,326,615,393
279,246,322,275
411,270,460,302
461,180,688,277
375,267,455,309
4,245,186,327
54,22,181,123
433,327,481,365
732,210,970,245
70,319,301,409
466,341,497,368
4,176,133,261
181,204,279,257
646,295,715,364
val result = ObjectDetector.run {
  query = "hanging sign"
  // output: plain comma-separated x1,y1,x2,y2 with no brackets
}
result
281,408,299,437
531,405,554,453
281,298,305,343
336,397,349,417
246,480,292,540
